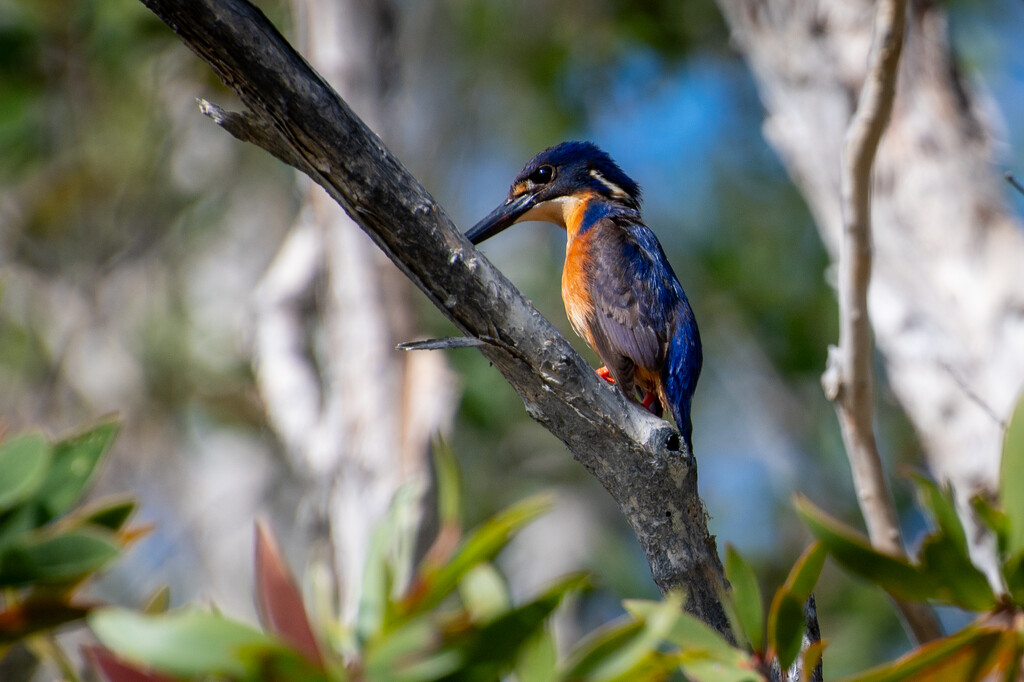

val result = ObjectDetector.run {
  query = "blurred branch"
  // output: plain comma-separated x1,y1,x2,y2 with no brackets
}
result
836,0,943,643
252,214,324,460
822,0,941,643
138,0,733,638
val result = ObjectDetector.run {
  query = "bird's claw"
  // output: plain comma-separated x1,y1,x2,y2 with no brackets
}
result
596,366,616,384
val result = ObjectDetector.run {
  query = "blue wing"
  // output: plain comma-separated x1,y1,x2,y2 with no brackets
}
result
584,216,701,439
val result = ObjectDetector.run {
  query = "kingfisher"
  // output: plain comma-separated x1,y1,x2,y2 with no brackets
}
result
466,141,702,450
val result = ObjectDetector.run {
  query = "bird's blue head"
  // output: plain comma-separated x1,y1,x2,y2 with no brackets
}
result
467,141,642,244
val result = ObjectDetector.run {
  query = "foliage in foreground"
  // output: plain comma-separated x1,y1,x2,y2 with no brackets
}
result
0,418,142,669
88,395,1024,682
86,443,817,682
5,397,1024,680
790,395,1024,681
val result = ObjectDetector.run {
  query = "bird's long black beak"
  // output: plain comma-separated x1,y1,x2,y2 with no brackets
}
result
465,193,536,245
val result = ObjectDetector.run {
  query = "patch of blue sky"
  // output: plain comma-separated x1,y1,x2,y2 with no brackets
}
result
587,51,746,238
950,1,1024,208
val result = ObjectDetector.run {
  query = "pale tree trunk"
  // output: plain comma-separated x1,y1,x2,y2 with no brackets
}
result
254,0,455,622
716,0,1024,588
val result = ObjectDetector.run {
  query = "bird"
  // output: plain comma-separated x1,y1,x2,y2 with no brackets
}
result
466,141,702,450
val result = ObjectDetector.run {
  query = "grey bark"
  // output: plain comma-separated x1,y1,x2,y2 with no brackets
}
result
141,0,734,638
716,0,1024,591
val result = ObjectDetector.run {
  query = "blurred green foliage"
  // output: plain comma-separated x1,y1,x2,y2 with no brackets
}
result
788,393,1024,680
90,448,592,682
0,418,141,676
86,408,1024,681
85,445,808,681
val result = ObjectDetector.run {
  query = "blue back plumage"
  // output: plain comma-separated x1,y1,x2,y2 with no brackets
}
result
578,199,702,446
624,220,702,445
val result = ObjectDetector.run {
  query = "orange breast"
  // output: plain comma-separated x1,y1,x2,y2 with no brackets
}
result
562,236,594,349
560,194,603,353
561,194,596,350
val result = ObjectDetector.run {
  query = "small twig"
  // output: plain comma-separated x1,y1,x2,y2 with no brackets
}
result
829,0,942,643
1004,172,1024,197
198,99,309,172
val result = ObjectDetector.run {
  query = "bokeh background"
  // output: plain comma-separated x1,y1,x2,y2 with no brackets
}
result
1,0,1022,676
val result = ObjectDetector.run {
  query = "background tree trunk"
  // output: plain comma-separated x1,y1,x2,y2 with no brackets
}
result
253,0,456,622
715,0,1024,587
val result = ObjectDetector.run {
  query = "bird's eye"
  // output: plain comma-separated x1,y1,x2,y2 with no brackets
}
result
529,165,554,185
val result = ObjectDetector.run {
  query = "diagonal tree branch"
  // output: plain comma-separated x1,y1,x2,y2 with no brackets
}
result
821,0,941,643
139,0,733,638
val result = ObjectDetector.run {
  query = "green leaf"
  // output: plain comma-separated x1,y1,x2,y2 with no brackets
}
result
450,572,588,680
432,439,462,530
89,607,285,680
74,496,137,532
252,648,335,682
912,475,969,556
362,614,438,675
0,527,121,586
34,420,120,522
911,476,995,610
458,562,510,623
836,624,1020,682
767,543,825,671
403,494,552,616
515,626,558,682
679,658,763,682
569,593,745,679
917,533,996,611
1002,393,1024,557
386,649,462,682
355,508,395,646
1003,550,1024,606
796,495,939,601
767,591,804,672
143,586,171,614
625,598,743,665
0,505,43,553
783,542,826,598
725,545,764,654
560,617,647,680
0,434,51,512
970,494,1009,556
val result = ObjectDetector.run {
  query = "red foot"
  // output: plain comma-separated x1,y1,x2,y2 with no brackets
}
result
641,391,657,411
596,366,616,384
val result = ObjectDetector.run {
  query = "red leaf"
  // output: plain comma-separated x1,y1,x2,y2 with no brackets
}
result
85,646,176,682
254,521,324,667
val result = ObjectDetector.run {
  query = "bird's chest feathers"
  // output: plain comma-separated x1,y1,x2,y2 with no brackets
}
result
559,197,609,348
561,230,597,348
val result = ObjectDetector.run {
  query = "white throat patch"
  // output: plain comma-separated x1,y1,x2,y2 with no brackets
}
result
518,195,583,229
